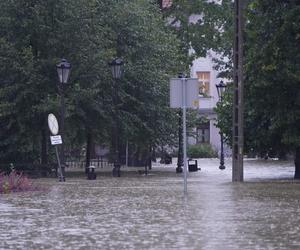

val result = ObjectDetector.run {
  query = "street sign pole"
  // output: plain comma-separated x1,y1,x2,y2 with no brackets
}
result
170,77,199,194
182,78,188,195
55,146,64,182
48,113,65,182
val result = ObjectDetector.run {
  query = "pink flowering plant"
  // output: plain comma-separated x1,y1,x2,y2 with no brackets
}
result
0,170,39,193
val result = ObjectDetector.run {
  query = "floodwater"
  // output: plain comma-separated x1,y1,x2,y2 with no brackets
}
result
1,158,300,250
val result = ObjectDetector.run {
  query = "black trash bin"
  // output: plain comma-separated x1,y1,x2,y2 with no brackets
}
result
188,159,199,172
87,165,97,180
112,164,121,177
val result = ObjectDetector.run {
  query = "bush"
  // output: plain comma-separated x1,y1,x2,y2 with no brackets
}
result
187,144,217,158
0,170,39,193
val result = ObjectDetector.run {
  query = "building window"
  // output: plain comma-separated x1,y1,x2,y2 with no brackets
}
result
197,122,210,143
197,71,210,96
159,0,172,9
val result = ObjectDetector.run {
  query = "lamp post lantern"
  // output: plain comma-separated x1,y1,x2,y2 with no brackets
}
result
216,80,227,170
57,59,71,84
109,58,123,79
109,58,123,177
216,80,226,100
56,58,71,180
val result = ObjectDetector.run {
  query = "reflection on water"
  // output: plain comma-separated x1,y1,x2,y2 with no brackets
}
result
1,159,299,250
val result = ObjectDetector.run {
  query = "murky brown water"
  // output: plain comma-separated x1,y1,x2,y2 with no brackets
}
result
1,159,299,250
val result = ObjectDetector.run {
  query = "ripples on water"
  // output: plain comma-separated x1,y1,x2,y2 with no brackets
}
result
0,159,299,250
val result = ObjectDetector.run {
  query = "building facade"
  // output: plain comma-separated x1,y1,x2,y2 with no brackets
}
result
189,51,225,154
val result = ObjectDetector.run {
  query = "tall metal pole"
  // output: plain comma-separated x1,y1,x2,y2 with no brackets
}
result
59,83,66,180
126,140,128,167
177,73,184,173
112,78,121,177
216,84,226,170
56,58,70,181
177,110,183,173
182,77,188,194
232,0,244,182
109,58,123,177
220,132,225,170
55,146,64,181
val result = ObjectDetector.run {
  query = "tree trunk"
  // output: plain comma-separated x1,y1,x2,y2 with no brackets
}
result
85,132,92,174
41,124,48,164
148,145,152,170
294,147,300,179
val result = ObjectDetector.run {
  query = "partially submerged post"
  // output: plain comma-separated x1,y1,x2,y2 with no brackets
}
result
232,0,244,182
56,58,71,178
170,76,199,194
48,113,65,182
108,58,124,177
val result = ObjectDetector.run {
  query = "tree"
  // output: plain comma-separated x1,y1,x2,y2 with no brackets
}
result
163,0,233,68
0,38,37,162
0,0,112,165
105,0,182,164
246,0,300,177
215,1,300,178
0,0,184,168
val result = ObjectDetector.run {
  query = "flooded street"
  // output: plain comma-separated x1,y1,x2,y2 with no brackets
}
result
1,158,300,250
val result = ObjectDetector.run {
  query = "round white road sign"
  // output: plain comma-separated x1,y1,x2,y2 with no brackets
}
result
48,113,59,135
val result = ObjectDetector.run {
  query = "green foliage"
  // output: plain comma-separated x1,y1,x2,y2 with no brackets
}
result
0,0,183,164
213,85,232,146
187,144,217,158
214,1,300,158
244,1,300,153
104,0,183,153
164,0,233,69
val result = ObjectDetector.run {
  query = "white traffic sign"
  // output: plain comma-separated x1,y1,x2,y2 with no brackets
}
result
48,113,59,135
170,78,199,109
50,135,62,145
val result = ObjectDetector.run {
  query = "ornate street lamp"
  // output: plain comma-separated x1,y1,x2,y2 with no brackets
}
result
109,58,123,177
56,58,71,181
109,58,123,79
57,59,71,84
216,80,227,170
216,80,226,99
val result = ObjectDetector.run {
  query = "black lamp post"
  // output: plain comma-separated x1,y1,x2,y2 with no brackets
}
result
176,109,183,173
176,73,185,173
216,80,227,170
109,58,123,177
56,58,71,181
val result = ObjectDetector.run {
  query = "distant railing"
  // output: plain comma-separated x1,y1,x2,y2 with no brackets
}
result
66,157,114,168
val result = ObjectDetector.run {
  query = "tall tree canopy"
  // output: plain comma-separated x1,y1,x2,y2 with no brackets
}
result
163,0,233,69
106,0,182,159
0,0,183,165
214,0,300,178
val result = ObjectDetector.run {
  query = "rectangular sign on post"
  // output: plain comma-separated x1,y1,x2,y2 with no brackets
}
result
169,77,199,195
170,78,199,109
50,135,63,145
